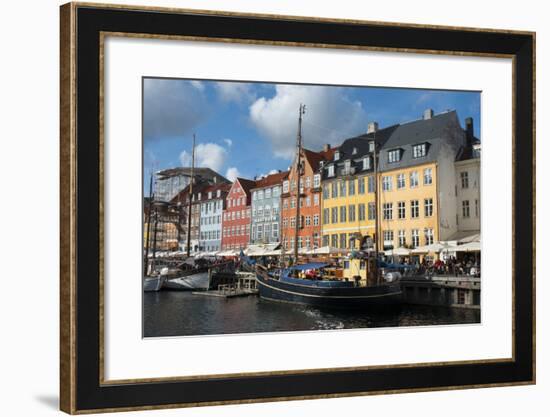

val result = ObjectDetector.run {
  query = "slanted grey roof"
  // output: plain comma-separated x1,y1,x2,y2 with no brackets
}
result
321,124,399,180
378,110,466,172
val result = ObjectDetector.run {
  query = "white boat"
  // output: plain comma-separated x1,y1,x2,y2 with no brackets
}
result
163,269,210,290
143,275,165,292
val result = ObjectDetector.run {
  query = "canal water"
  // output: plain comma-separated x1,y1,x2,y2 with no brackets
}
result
143,291,480,337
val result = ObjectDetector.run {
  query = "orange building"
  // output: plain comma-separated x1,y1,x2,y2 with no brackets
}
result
281,146,336,251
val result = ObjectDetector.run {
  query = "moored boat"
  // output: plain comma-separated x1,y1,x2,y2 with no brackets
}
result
143,275,166,292
255,263,402,309
163,260,235,290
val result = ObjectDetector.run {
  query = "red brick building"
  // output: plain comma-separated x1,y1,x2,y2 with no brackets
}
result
281,146,336,252
221,178,256,251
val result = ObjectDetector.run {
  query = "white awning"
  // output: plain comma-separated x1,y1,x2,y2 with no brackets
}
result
454,241,481,252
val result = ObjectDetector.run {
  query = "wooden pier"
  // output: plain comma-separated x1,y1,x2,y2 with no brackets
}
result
400,275,480,309
193,272,258,298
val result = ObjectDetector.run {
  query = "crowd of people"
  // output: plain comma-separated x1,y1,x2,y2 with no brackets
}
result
412,255,480,277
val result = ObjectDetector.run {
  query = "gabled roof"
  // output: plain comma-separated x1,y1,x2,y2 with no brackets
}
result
233,177,256,197
251,171,289,190
197,182,232,202
302,147,338,172
156,167,228,183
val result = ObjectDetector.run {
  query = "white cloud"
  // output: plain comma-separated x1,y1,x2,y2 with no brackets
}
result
179,143,227,172
215,82,255,103
225,167,240,182
189,80,205,91
223,138,233,147
249,84,367,159
143,78,208,141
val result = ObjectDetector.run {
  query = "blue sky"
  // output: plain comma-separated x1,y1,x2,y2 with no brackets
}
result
143,78,480,193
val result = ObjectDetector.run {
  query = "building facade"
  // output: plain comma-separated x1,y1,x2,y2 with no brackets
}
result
155,167,228,202
250,171,288,245
281,147,334,251
321,123,398,250
321,109,479,252
198,183,231,252
221,178,255,251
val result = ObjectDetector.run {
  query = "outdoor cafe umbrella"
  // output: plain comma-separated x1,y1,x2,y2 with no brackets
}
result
453,241,481,252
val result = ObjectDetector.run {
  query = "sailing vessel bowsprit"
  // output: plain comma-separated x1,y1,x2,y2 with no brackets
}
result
255,104,403,308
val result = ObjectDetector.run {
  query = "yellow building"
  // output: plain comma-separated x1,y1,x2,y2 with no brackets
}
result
378,162,439,251
319,110,473,278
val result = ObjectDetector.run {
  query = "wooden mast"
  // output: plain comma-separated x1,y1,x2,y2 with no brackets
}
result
372,131,380,283
185,134,196,257
144,172,154,275
293,104,306,262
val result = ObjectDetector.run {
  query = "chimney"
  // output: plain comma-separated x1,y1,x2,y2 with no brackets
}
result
323,144,331,152
367,122,378,134
465,117,474,146
423,109,434,120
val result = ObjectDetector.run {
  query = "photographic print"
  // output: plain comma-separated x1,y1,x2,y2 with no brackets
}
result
142,78,482,337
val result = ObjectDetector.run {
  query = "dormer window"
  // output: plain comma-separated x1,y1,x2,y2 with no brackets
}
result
344,160,351,173
216,190,221,198
362,157,371,170
369,141,375,152
352,147,357,155
208,191,212,199
388,149,401,163
327,165,335,177
334,151,340,161
283,180,289,193
413,143,428,158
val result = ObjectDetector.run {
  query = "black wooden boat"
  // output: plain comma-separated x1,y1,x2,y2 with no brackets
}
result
255,263,402,309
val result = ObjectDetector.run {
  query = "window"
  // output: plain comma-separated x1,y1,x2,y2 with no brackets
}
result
410,171,419,188
411,200,419,218
424,198,433,217
283,199,288,209
383,203,393,220
314,194,319,206
331,234,338,248
305,176,311,188
358,204,366,221
323,185,329,200
368,202,376,220
265,188,271,198
368,176,375,193
339,181,347,197
461,171,469,189
349,179,355,195
290,217,296,227
348,205,356,222
305,216,311,226
331,207,338,223
388,149,401,163
412,143,427,158
340,206,347,222
383,230,394,245
331,182,338,198
362,157,371,170
313,215,319,226
323,208,329,224
305,237,311,248
382,176,392,191
462,200,470,218
328,165,335,177
258,190,264,200
323,235,329,247
291,181,296,191
397,173,405,189
283,181,289,193
339,233,347,249
358,177,365,194
290,199,296,209
252,191,257,201
411,229,420,247
425,228,434,245
273,186,280,197
334,151,340,161
305,196,311,207
423,168,433,185
344,160,351,174
398,230,406,247
398,201,406,219
283,218,288,228
313,174,321,188
257,206,263,217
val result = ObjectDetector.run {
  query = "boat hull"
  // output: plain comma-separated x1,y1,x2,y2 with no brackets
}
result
256,270,402,309
164,271,210,290
143,276,165,292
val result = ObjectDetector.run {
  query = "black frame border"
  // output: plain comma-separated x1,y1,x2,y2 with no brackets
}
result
61,2,535,413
